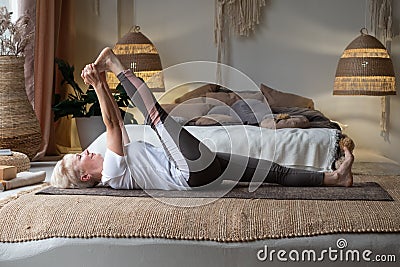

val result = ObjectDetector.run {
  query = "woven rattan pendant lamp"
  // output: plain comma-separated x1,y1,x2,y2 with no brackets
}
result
333,28,396,96
106,26,164,92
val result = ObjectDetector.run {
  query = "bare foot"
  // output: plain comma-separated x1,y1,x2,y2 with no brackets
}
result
336,146,354,186
324,146,354,187
94,47,125,75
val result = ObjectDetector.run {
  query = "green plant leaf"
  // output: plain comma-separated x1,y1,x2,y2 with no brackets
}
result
55,58,85,97
52,62,136,124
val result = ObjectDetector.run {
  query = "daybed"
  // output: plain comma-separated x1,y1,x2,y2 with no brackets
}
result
0,83,399,267
114,82,351,172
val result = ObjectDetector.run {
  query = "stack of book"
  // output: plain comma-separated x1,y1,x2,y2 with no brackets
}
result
0,149,46,191
0,165,46,191
0,149,13,156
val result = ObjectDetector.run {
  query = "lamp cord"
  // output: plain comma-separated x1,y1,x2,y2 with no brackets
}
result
133,0,136,27
364,0,368,30
359,2,369,36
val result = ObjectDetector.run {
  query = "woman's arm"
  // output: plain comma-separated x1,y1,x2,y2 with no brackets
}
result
82,64,125,156
98,72,130,146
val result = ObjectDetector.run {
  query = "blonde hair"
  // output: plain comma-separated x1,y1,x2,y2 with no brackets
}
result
50,154,99,188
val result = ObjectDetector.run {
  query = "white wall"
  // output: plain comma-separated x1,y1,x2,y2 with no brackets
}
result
74,0,400,163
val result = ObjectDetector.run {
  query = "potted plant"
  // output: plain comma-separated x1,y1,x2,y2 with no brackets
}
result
52,58,136,149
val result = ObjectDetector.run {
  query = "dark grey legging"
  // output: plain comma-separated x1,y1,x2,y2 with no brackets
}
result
117,70,324,188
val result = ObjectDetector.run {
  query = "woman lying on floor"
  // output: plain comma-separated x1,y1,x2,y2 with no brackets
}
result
51,47,354,190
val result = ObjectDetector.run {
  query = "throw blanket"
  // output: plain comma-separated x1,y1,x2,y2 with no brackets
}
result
88,125,339,171
271,107,341,130
185,100,341,130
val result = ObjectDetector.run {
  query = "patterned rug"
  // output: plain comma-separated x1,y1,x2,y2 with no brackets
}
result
0,175,399,243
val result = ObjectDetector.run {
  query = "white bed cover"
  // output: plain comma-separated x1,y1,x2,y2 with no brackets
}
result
89,124,339,172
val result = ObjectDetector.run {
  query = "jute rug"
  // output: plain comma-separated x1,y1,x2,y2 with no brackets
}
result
36,182,393,201
0,175,399,243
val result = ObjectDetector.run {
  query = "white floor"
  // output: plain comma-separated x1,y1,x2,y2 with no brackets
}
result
354,148,400,164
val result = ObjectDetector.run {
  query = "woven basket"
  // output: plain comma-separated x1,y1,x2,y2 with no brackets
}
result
0,151,30,172
0,56,42,160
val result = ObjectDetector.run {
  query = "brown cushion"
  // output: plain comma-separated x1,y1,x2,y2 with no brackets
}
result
260,83,314,109
180,97,206,104
205,91,265,106
205,92,238,106
161,103,213,120
194,114,241,126
174,84,219,103
236,91,266,102
260,115,310,129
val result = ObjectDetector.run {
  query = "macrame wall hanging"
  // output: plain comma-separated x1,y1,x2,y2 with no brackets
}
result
369,0,395,141
214,0,266,83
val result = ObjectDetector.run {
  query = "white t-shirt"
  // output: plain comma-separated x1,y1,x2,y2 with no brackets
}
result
101,141,190,190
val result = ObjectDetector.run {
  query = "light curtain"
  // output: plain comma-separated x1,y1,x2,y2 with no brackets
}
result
18,0,35,106
19,0,78,160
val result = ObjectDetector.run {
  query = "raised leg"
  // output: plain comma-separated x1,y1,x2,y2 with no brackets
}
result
95,48,222,187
